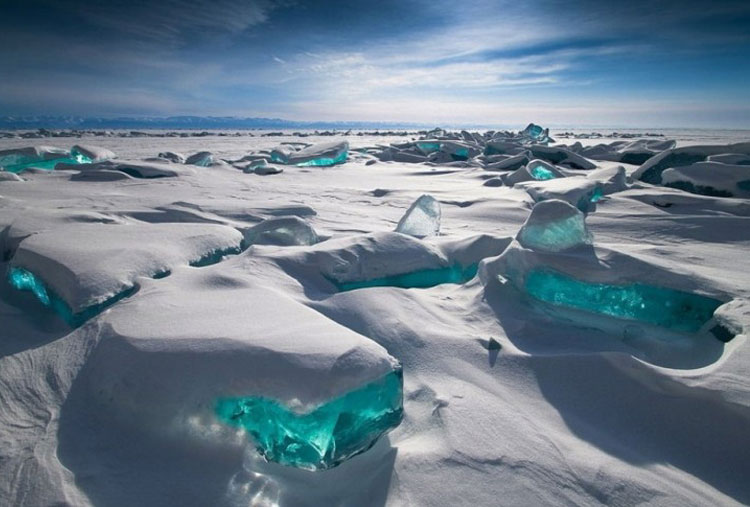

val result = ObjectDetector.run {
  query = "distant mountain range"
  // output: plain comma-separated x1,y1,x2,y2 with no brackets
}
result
0,116,433,130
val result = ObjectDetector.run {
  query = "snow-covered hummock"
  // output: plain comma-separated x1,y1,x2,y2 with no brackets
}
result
61,159,194,178
272,141,349,167
483,151,530,171
243,216,319,246
585,165,628,194
516,200,591,252
481,238,730,369
632,142,750,184
517,177,603,212
661,162,750,198
395,194,441,238
71,145,116,162
86,264,402,470
579,139,676,165
185,151,215,167
9,223,243,323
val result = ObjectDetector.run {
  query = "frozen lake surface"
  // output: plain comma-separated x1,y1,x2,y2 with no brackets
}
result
1,127,750,506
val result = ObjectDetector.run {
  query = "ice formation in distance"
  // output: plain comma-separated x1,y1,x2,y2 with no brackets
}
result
272,141,349,167
216,368,403,470
525,269,723,334
185,151,215,167
0,146,92,173
395,194,441,238
517,200,592,252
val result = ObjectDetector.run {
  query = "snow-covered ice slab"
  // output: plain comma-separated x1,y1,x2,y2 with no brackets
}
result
518,177,603,212
86,266,402,470
482,239,733,368
61,159,195,178
633,142,750,184
662,162,750,198
8,223,243,325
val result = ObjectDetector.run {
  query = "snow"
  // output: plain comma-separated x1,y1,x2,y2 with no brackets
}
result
2,127,750,506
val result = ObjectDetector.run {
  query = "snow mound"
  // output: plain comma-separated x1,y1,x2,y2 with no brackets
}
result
83,266,401,469
633,142,750,184
662,162,750,198
481,241,731,368
9,222,243,321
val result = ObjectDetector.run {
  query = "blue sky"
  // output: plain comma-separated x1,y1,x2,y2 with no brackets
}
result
1,0,749,127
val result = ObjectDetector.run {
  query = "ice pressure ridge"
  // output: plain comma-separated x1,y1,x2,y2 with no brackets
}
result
215,368,403,470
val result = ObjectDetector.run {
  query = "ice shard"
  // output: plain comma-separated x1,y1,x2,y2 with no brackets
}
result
215,368,403,470
517,200,591,252
524,269,723,334
395,194,441,238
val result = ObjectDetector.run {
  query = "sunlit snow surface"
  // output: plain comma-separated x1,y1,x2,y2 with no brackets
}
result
2,128,750,507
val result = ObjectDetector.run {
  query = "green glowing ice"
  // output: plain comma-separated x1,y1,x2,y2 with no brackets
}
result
8,266,136,327
293,148,349,167
215,368,403,470
2,151,91,173
524,269,723,333
416,142,441,154
9,267,51,305
334,264,478,292
530,165,556,180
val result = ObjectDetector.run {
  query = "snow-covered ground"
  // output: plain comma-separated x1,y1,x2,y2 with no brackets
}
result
1,129,750,506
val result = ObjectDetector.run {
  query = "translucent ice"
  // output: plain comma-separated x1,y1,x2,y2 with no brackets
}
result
396,194,441,238
525,269,723,333
334,264,478,291
0,146,91,173
275,141,350,167
517,200,591,252
530,164,557,180
243,217,319,246
215,368,403,470
416,141,441,155
7,266,136,327
185,151,215,167
8,267,51,305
